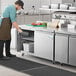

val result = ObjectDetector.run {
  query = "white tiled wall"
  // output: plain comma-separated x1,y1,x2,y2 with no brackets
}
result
0,0,51,13
62,0,76,6
51,0,74,4
51,0,62,4
22,0,51,12
0,0,1,14
1,0,16,13
0,0,75,13
62,0,73,4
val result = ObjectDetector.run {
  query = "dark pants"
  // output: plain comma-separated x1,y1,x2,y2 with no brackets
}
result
0,40,11,57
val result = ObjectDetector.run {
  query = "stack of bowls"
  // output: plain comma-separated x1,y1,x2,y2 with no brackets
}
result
60,4,68,10
51,4,58,9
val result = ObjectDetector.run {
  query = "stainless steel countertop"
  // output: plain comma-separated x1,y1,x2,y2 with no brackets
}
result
19,25,76,36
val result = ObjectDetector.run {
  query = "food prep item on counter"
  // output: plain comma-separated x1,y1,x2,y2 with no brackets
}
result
47,22,52,27
36,21,47,26
42,23,47,26
31,23,43,26
32,20,60,28
31,21,47,27
37,23,43,25
31,23,37,26
47,20,59,28
32,21,42,25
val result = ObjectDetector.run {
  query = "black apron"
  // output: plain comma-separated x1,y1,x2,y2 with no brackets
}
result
0,18,12,40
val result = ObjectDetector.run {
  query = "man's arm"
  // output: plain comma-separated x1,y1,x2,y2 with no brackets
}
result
9,6,22,32
12,22,22,33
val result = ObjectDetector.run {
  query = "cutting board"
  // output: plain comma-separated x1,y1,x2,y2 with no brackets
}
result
26,24,46,27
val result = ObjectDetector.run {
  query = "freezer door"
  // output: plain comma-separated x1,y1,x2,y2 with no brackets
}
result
34,31,54,60
69,36,76,66
55,34,68,64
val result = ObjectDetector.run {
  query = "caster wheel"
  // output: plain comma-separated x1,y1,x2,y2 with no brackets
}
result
61,63,64,66
53,62,55,64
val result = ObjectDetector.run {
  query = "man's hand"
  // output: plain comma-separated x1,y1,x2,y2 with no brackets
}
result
12,22,23,33
18,28,23,33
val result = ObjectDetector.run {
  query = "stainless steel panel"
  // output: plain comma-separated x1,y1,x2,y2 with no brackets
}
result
69,36,76,66
55,34,68,63
34,31,54,60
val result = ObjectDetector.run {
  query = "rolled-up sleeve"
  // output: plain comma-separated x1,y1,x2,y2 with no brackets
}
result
9,7,16,23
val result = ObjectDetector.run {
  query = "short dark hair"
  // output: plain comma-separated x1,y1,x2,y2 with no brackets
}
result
15,0,24,9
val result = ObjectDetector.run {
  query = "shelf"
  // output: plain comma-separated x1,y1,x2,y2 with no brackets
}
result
52,18,76,21
39,8,76,13
21,36,34,41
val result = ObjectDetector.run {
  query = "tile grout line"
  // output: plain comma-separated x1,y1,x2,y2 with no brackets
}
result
21,66,47,72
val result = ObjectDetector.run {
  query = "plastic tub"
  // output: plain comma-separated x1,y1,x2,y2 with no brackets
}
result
23,42,34,53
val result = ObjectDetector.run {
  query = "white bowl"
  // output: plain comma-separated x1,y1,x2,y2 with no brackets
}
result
60,4,68,10
69,7,76,10
51,4,58,9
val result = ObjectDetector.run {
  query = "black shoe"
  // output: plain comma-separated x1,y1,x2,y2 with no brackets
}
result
0,56,10,60
6,54,16,57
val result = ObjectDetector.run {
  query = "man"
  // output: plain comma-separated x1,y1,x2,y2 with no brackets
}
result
0,0,24,59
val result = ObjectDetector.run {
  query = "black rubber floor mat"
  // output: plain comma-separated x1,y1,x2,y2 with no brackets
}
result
24,66,76,76
0,57,45,71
